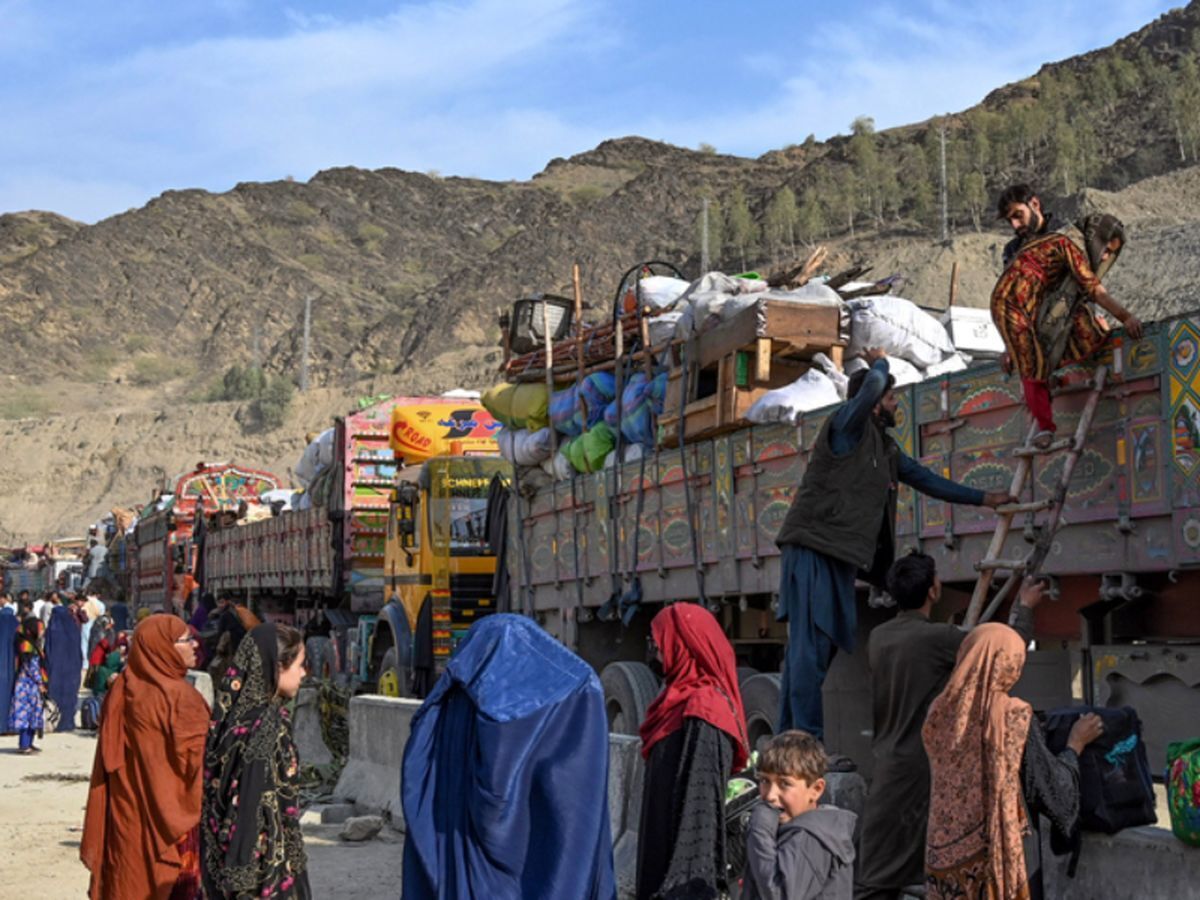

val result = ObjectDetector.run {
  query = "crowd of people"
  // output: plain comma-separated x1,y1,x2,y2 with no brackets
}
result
397,571,1100,900
1,181,1125,898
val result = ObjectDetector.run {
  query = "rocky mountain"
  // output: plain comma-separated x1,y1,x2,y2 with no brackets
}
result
2,2,1200,543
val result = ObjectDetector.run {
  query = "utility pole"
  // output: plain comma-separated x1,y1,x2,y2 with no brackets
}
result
939,123,949,245
300,293,312,392
700,197,710,275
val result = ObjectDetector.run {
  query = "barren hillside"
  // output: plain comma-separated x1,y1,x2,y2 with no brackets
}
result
2,3,1200,542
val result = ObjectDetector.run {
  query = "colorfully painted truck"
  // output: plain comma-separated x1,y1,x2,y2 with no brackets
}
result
201,396,508,690
128,462,281,611
505,315,1200,778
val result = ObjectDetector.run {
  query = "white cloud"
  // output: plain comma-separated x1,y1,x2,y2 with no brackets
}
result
0,0,600,220
0,0,1182,222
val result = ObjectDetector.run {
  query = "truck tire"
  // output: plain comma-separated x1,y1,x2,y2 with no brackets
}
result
377,647,411,699
305,636,335,681
741,672,781,752
601,661,661,735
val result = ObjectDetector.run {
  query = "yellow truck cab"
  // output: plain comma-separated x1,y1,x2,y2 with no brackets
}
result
370,402,510,697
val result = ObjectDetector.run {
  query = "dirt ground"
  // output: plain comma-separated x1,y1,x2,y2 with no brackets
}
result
0,728,403,900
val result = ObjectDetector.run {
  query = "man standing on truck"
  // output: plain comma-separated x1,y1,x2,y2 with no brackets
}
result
774,350,1013,741
993,184,1142,447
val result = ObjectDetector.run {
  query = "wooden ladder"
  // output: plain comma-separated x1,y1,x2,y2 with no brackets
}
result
963,365,1109,628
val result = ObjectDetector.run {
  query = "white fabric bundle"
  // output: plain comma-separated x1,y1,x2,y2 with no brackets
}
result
497,428,555,467
846,296,956,369
747,368,842,424
633,275,692,310
294,428,335,489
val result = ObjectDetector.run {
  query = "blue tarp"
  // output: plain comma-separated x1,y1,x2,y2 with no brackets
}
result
401,614,616,900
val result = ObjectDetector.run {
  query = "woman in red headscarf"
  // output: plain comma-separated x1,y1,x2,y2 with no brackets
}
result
637,603,748,900
81,615,209,899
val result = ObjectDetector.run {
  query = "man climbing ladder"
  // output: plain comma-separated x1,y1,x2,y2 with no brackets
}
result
991,184,1141,448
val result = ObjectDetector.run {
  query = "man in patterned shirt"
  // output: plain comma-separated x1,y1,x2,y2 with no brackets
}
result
992,184,1142,447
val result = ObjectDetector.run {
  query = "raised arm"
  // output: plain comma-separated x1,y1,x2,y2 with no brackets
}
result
829,355,890,455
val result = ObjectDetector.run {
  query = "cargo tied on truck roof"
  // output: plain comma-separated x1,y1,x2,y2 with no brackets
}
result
486,255,1200,783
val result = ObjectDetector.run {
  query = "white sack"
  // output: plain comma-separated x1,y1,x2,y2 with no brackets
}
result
603,443,646,469
647,310,685,346
747,368,841,425
847,296,956,369
674,273,770,338
925,352,970,378
497,428,554,467
294,428,336,489
886,355,923,387
842,353,920,386
551,449,574,481
633,275,692,310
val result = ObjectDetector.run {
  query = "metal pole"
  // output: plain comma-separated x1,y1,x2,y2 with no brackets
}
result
300,293,312,392
939,123,949,244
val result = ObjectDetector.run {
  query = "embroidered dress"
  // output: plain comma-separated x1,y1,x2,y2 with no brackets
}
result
201,625,310,900
990,232,1107,383
8,655,45,732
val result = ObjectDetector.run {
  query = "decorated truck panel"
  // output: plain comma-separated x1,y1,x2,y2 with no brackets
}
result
507,313,1200,776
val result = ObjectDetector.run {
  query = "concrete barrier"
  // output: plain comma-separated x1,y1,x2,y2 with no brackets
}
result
1041,825,1199,899
293,686,334,767
332,695,422,825
607,735,644,900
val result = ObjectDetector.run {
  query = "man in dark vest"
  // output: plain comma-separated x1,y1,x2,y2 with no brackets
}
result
773,349,1014,739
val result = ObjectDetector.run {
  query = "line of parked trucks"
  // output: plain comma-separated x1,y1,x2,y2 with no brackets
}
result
94,277,1200,784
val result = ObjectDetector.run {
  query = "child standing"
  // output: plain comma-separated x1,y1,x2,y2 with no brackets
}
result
743,731,856,900
8,617,47,753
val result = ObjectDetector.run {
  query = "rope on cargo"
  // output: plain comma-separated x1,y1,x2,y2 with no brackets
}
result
677,329,708,608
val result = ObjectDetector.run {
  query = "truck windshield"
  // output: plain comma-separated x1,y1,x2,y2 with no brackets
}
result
427,458,511,557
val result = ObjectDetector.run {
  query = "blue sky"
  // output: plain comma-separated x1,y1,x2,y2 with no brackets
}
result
0,0,1180,223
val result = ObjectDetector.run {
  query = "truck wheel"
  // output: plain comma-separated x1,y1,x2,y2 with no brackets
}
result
741,672,781,752
305,637,335,681
377,647,410,699
601,661,661,735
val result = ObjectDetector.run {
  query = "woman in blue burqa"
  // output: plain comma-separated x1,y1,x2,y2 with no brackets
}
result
0,601,17,728
46,603,83,731
401,613,616,900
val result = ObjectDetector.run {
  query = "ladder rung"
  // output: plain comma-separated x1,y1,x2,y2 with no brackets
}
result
995,499,1055,515
975,557,1029,572
1013,438,1075,457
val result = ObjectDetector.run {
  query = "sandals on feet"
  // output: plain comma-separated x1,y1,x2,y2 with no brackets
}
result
1031,430,1055,450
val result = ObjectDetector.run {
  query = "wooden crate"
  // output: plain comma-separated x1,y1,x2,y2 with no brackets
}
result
658,298,845,447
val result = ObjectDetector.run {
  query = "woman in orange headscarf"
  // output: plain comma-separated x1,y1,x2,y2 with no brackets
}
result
922,623,1102,900
81,615,209,899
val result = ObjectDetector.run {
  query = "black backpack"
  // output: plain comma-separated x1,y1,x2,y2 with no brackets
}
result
1042,705,1157,833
